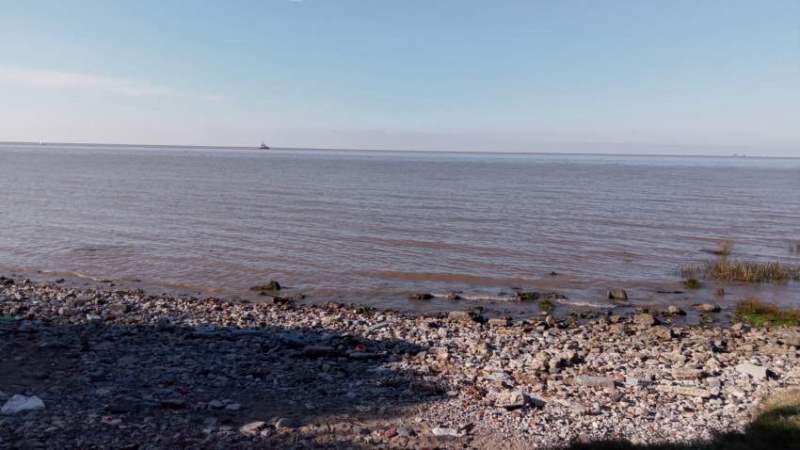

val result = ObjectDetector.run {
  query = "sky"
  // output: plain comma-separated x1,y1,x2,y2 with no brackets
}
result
0,0,798,156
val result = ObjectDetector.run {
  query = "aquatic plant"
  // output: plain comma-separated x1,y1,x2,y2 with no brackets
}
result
538,298,555,312
682,242,800,284
683,278,702,289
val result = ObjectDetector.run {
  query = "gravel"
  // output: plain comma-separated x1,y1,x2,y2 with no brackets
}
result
1,277,799,449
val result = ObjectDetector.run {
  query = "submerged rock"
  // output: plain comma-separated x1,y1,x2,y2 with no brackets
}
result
607,288,628,301
666,305,686,316
250,280,281,292
696,303,721,313
516,291,567,302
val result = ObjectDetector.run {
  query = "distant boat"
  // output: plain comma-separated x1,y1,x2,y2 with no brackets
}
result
259,142,270,150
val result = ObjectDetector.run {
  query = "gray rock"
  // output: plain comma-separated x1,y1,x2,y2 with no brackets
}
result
495,390,527,410
486,371,515,387
655,385,713,398
649,325,673,340
487,318,510,327
1,395,45,415
224,402,241,411
575,375,616,389
447,311,475,322
633,313,658,327
671,368,703,380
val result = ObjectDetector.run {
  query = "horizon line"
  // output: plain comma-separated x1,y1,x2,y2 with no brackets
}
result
1,140,797,160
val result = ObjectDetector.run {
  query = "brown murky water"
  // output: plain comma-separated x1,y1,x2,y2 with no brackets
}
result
1,143,799,317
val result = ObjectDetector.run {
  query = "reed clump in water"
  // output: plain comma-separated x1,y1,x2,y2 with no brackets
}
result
735,298,800,327
683,278,702,289
682,242,800,283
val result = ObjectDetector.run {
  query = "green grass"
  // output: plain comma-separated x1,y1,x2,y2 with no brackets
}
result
558,390,800,450
734,298,800,327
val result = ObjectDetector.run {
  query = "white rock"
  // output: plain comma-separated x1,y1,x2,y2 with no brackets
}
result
1,395,45,415
735,362,769,380
239,421,267,435
431,427,464,437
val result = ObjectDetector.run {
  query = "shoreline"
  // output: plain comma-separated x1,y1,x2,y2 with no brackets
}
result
4,265,794,326
2,276,799,448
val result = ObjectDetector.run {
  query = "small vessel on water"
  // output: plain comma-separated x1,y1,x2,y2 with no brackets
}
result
259,142,270,150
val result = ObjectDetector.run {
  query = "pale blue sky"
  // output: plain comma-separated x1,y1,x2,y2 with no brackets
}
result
1,0,798,155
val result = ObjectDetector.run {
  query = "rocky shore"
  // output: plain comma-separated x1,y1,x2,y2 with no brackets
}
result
1,276,799,449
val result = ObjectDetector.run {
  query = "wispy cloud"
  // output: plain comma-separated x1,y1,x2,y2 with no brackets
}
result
0,66,174,97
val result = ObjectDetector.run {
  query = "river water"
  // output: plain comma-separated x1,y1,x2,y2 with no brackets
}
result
2,143,799,317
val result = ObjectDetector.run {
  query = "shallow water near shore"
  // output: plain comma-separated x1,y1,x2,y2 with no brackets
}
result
1,142,799,316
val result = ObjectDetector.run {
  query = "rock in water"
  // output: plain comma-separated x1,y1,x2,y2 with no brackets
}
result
696,303,721,313
250,280,281,292
607,288,628,301
667,305,686,316
1,395,45,415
